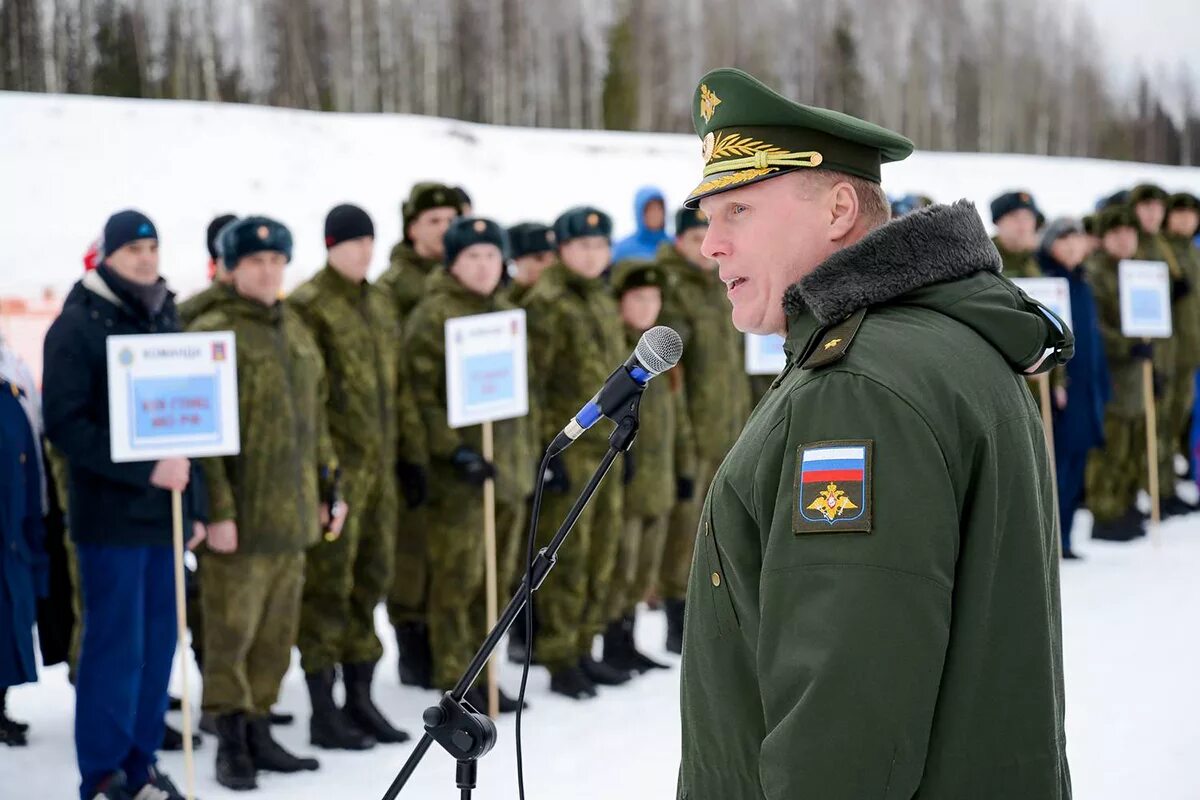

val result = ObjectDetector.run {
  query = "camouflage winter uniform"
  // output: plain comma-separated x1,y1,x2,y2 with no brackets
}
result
402,268,515,689
1165,232,1200,483
1137,231,1185,498
379,243,442,324
189,293,336,714
177,281,235,328
655,241,751,602
1084,252,1148,522
522,262,626,671
607,323,694,621
992,237,1040,279
287,265,401,674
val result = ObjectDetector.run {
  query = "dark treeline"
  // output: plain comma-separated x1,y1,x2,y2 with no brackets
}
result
2,0,1197,165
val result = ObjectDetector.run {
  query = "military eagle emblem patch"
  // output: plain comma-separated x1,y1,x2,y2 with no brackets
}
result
793,441,873,534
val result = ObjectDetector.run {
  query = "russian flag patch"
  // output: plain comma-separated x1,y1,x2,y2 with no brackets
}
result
793,441,873,534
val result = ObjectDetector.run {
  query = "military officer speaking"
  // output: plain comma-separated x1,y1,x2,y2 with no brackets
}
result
675,69,1073,799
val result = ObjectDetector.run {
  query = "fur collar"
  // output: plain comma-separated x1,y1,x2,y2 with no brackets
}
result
783,200,1001,325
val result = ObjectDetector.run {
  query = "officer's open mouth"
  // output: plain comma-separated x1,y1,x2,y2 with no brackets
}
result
726,277,747,294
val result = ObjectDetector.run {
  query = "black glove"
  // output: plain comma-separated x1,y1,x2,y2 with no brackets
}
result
1153,369,1167,399
1129,341,1154,361
1173,276,1193,302
449,446,496,487
396,461,429,509
623,451,637,486
676,476,695,501
543,455,570,494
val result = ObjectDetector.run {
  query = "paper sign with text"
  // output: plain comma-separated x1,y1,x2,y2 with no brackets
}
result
1119,260,1173,339
106,332,241,462
445,310,529,428
1011,277,1073,332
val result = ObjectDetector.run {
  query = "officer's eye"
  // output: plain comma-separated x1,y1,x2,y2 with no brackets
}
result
731,204,748,217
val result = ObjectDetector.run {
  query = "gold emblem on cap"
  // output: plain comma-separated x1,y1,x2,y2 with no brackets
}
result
546,231,556,244
701,132,716,163
257,225,269,240
587,212,600,227
473,219,487,233
1019,192,1030,203
699,84,722,123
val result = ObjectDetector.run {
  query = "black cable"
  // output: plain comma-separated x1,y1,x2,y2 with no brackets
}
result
515,449,552,800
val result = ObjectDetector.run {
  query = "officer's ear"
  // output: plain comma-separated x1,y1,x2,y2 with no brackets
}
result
827,180,860,243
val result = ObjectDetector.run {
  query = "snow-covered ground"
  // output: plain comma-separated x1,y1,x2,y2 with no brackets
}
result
3,91,1200,302
5,509,1200,799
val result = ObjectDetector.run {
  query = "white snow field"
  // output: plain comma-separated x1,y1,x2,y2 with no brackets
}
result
4,511,1200,799
2,90,1200,302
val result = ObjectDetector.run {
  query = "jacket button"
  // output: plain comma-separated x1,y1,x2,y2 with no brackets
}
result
711,572,721,587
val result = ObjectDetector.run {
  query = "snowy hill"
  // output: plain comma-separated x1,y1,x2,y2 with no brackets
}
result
3,90,1200,300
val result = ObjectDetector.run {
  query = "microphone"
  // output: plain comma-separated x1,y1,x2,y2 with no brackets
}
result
548,325,683,456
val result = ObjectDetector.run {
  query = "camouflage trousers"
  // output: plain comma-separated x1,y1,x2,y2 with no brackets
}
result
201,551,304,715
576,467,623,657
387,502,428,628
298,466,396,673
661,459,718,601
1156,373,1196,498
531,447,619,672
606,513,668,621
495,497,528,601
1086,413,1147,522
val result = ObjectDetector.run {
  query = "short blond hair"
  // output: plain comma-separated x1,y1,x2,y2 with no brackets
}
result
795,170,891,231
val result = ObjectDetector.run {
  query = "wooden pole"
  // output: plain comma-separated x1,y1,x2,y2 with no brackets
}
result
481,421,499,719
1143,358,1161,539
1037,374,1062,559
171,490,196,800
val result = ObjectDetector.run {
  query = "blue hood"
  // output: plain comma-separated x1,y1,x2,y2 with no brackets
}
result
612,186,670,262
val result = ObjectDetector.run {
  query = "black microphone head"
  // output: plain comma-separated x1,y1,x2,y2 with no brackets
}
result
636,326,683,375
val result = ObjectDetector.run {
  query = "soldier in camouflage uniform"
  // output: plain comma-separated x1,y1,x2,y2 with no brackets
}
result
402,217,524,712
656,207,751,653
1085,205,1151,541
522,207,630,699
1130,183,1199,515
378,183,459,688
178,214,238,328
188,217,327,790
379,182,462,322
990,191,1042,278
600,260,693,676
1165,192,1200,484
496,223,556,651
287,204,410,749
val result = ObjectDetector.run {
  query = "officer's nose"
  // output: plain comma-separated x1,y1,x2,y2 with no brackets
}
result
701,223,728,260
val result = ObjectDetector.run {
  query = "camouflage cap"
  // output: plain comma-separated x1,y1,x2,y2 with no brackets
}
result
402,182,461,241
1129,183,1168,205
507,222,557,259
611,259,670,296
1167,192,1200,213
1095,204,1139,237
684,68,914,208
674,207,710,235
553,206,613,245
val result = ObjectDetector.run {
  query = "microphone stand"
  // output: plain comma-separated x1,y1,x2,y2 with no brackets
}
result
380,393,643,800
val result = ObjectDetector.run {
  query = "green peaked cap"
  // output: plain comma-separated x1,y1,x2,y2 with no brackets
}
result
685,68,914,208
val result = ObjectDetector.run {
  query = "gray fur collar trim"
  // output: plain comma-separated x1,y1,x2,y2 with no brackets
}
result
782,200,1000,325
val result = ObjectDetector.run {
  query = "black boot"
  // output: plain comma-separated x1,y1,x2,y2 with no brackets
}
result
214,712,258,791
1160,494,1199,518
305,670,375,751
462,685,527,714
619,614,669,673
268,709,294,726
343,662,411,744
579,655,631,686
548,666,597,700
0,688,28,746
393,622,434,689
1092,509,1144,542
161,721,202,752
664,598,685,654
88,771,129,800
246,715,319,772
